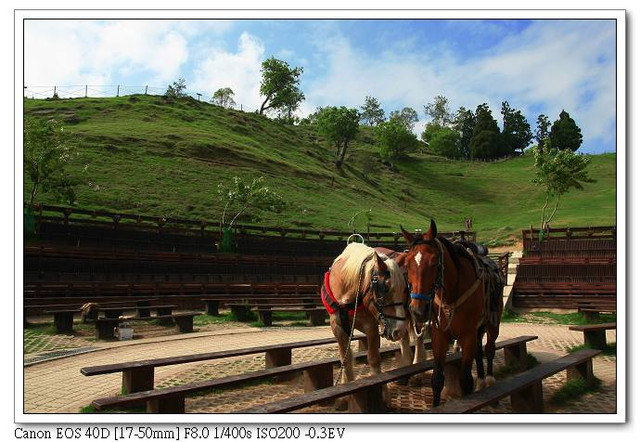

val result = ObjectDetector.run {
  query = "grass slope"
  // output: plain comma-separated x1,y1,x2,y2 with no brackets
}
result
23,95,616,245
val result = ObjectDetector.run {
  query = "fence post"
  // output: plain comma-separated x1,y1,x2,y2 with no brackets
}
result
144,85,148,95
85,85,88,98
53,86,57,98
116,85,120,97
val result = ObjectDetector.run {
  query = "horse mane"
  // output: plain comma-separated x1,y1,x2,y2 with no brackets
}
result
437,236,464,270
334,242,405,297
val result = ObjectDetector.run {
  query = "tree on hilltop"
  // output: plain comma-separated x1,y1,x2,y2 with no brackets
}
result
360,96,386,126
453,106,475,159
166,78,188,98
389,107,419,131
424,95,453,128
469,103,505,160
549,110,583,152
211,87,236,108
501,101,532,155
258,57,305,116
534,114,551,148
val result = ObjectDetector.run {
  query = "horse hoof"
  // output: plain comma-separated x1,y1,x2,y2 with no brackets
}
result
475,377,487,391
485,376,496,387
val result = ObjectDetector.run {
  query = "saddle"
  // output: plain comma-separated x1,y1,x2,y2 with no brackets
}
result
453,241,504,328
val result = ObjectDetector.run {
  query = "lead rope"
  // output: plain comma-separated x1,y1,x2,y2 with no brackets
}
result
335,253,373,386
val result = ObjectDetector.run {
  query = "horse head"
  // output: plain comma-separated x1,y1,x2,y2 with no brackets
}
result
400,219,443,330
367,250,409,342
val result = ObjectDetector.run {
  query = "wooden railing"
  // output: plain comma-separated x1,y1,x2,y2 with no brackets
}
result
522,226,616,254
25,204,476,250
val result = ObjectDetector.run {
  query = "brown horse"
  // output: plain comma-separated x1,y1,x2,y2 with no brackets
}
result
321,242,416,405
399,219,504,407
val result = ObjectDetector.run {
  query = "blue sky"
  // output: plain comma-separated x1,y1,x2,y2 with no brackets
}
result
23,18,617,153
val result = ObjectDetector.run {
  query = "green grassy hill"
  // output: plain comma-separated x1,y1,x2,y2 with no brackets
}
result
23,94,616,245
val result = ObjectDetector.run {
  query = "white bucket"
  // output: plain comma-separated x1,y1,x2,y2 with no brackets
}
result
116,326,134,340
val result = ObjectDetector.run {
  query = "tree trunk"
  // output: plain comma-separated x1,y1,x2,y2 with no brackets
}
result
259,95,272,115
540,191,550,230
336,141,348,168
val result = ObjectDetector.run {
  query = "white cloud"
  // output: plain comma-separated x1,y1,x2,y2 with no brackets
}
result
25,20,190,87
191,32,265,110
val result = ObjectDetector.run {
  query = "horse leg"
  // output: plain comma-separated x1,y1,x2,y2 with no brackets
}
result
475,326,487,390
484,324,500,387
360,315,391,404
430,329,448,408
408,324,427,387
456,333,477,397
395,330,413,386
330,314,354,410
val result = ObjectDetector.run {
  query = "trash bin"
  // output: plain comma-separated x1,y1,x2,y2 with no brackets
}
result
220,226,235,252
24,207,36,238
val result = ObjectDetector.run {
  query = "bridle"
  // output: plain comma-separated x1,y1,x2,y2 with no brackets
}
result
407,237,446,331
368,267,407,338
407,237,483,333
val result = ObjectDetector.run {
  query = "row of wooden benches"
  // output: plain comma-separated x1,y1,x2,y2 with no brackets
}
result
82,334,604,414
24,281,320,300
26,271,322,285
31,294,328,338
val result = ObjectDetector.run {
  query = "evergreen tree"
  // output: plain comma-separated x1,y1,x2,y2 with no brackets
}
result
501,101,532,155
469,103,504,160
453,106,475,159
549,110,583,152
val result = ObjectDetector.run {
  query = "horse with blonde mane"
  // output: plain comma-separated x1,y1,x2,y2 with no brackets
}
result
321,242,424,407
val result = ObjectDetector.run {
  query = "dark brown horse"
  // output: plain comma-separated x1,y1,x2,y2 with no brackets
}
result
399,219,504,407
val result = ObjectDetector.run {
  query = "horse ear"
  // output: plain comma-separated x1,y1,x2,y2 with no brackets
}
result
393,252,407,268
373,251,388,271
400,225,414,244
424,219,437,240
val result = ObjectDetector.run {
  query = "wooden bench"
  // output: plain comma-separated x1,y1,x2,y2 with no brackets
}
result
239,335,537,413
576,300,616,320
201,296,318,317
226,303,326,326
93,312,201,340
44,309,80,334
568,323,616,350
81,335,369,394
89,337,422,413
426,348,602,413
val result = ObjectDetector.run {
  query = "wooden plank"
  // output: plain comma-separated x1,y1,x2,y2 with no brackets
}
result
81,335,367,376
239,336,537,414
427,349,601,413
91,341,425,410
